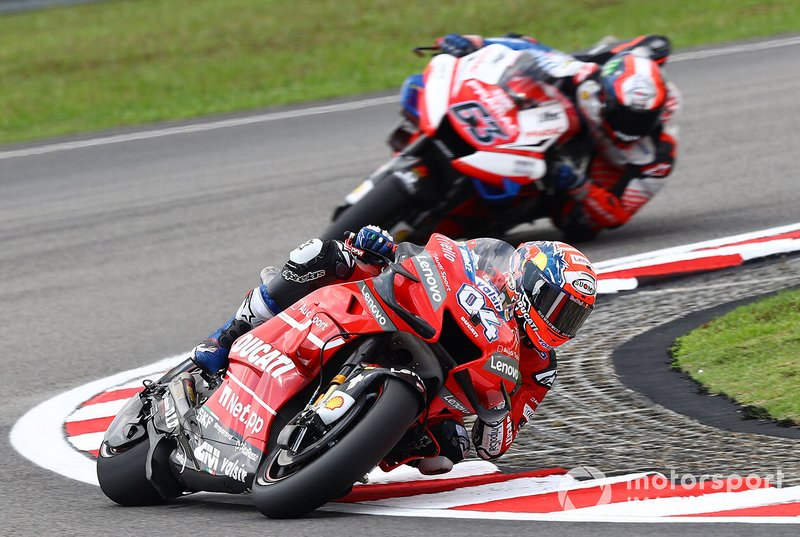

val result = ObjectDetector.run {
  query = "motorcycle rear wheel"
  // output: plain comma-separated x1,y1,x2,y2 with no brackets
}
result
251,378,419,518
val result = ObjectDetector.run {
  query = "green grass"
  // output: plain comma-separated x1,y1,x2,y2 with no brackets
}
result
671,289,800,425
2,0,800,144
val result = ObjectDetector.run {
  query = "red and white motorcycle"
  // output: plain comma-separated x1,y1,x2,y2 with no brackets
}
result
321,43,581,242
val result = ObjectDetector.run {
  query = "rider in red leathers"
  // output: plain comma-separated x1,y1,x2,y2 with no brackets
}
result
192,226,597,474
436,33,681,240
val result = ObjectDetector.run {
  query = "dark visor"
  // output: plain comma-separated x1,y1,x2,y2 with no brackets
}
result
520,263,593,337
605,104,661,138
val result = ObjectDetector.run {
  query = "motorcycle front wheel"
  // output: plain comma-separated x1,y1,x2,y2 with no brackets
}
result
251,377,419,518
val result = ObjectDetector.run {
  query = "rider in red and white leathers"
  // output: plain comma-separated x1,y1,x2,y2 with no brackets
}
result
191,226,597,474
437,33,681,240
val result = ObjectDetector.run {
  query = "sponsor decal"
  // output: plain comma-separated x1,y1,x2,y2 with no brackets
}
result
217,385,265,434
540,110,560,122
440,387,470,415
436,236,458,263
281,268,326,284
317,392,356,425
496,343,519,360
357,282,397,331
476,276,505,313
483,353,520,384
572,277,596,296
291,302,330,330
412,254,447,310
194,441,220,472
457,284,501,342
196,407,216,428
458,244,476,282
430,252,453,291
324,395,345,410
460,315,480,338
230,334,296,378
220,457,247,483
569,253,591,266
213,421,235,442
163,396,179,429
237,443,260,463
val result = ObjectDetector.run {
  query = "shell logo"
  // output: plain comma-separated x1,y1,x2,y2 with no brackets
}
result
324,395,345,410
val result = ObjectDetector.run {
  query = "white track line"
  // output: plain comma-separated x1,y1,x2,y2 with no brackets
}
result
0,96,396,160
2,36,799,161
9,354,185,485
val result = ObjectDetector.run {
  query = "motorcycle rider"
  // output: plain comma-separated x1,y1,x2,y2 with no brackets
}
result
192,226,596,474
433,33,681,240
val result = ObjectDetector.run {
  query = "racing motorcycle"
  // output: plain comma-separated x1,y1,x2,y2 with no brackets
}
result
97,234,522,518
320,35,670,243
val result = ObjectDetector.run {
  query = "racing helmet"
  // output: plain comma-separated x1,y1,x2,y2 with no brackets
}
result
598,51,667,143
510,241,597,351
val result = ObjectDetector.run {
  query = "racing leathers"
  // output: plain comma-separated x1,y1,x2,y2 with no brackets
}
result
437,33,681,240
191,226,556,473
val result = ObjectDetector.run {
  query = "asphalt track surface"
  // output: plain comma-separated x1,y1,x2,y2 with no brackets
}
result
2,37,799,536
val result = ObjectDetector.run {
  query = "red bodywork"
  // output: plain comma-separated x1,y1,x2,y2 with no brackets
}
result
200,234,520,469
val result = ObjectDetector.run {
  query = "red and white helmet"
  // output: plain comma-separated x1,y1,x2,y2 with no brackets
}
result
598,51,667,143
510,241,597,351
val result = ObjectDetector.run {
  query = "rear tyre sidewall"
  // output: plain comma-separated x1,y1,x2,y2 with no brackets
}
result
97,433,181,506
251,378,420,518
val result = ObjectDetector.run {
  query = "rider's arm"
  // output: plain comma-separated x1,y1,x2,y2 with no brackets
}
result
437,33,548,57
551,128,678,239
265,227,395,312
472,348,556,460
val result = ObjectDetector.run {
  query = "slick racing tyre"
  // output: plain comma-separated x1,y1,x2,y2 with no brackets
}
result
320,171,416,242
96,433,183,506
251,378,419,518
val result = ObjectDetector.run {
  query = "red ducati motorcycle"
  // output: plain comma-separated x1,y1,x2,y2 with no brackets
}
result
97,234,523,518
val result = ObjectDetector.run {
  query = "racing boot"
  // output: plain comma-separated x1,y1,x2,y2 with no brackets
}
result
191,284,280,375
409,420,471,476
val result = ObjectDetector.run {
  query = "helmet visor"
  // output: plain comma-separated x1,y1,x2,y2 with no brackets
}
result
519,264,593,338
605,104,661,140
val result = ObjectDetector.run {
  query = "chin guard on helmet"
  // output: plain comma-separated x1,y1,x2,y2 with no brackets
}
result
599,51,667,143
510,241,597,351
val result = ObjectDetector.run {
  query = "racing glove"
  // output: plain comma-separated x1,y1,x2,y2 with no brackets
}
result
554,163,587,191
438,34,484,57
472,414,516,460
348,225,396,265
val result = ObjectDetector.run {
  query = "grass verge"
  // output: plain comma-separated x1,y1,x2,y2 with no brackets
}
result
2,0,800,144
671,288,800,425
